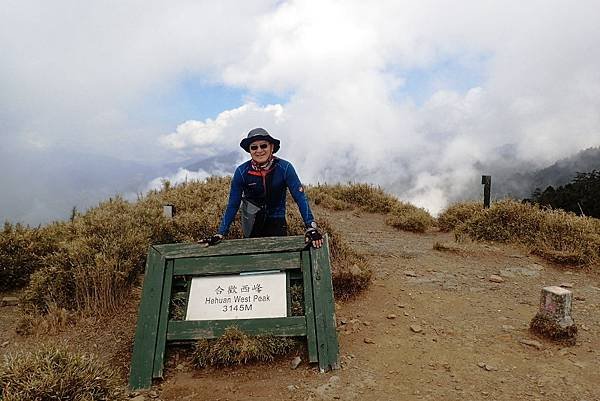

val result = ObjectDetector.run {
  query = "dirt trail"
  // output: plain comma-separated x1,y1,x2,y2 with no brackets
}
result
1,208,599,401
158,208,600,401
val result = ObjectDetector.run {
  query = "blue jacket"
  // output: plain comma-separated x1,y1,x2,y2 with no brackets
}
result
218,158,315,236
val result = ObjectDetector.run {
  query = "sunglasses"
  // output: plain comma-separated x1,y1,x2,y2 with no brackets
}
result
250,143,270,151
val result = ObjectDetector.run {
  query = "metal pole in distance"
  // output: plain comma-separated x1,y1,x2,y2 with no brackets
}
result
481,175,491,208
163,204,175,219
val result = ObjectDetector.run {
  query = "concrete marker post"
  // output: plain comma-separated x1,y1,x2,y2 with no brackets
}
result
530,286,577,344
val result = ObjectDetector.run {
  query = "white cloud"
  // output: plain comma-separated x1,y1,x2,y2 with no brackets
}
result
160,103,284,157
3,0,600,222
144,168,221,193
162,0,600,214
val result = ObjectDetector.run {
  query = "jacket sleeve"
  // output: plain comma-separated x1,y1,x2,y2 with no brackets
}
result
218,168,243,235
284,162,315,227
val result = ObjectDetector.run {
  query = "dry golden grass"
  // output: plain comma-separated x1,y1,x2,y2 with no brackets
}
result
13,177,371,317
191,327,298,367
286,198,372,299
21,197,152,315
437,201,483,232
14,303,74,337
432,242,463,254
455,199,600,266
385,203,436,233
307,183,397,214
0,222,64,292
0,345,125,401
308,183,435,233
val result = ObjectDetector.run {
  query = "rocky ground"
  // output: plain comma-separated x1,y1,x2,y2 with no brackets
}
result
1,207,599,401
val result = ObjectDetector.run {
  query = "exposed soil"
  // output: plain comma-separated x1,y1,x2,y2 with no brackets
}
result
2,207,600,401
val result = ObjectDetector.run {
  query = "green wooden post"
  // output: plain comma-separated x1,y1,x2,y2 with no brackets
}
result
301,250,318,362
129,247,166,390
311,236,339,370
152,259,174,378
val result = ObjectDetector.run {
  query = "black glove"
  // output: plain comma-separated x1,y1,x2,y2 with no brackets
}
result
198,234,223,246
304,227,323,243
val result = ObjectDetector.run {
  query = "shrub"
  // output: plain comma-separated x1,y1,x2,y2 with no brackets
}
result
437,201,483,232
285,200,372,298
385,203,435,233
21,197,153,314
307,183,437,234
141,176,243,242
0,222,64,292
191,327,297,367
456,199,600,266
456,200,544,243
14,303,74,336
307,183,398,214
0,345,125,401
18,177,371,316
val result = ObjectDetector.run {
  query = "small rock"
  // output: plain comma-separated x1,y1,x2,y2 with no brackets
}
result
489,275,505,283
362,321,371,326
339,319,348,325
574,296,586,301
387,314,397,319
397,304,406,308
560,283,574,289
290,356,302,369
287,385,297,391
0,297,18,307
484,364,497,371
501,325,515,332
148,390,159,399
364,337,375,344
328,375,340,384
1,341,9,348
520,339,543,350
175,363,184,371
410,324,422,333
405,271,418,277
349,264,362,276
477,362,486,368
404,312,409,316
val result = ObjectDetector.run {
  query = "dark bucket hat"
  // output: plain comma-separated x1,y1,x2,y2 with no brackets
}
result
240,128,280,153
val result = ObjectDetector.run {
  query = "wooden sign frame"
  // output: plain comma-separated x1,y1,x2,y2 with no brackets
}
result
129,235,339,390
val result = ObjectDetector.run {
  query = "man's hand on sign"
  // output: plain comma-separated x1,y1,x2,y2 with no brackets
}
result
198,234,223,246
304,225,323,249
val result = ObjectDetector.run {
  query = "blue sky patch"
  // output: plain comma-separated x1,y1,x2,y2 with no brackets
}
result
392,54,490,105
138,77,290,128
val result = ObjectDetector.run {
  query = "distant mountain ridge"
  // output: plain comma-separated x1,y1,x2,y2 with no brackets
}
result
497,146,600,199
183,151,240,173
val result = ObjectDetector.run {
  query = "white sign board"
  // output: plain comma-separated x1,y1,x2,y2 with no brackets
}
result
186,272,287,321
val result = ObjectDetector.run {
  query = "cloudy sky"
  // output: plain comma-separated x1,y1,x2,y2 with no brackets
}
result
2,0,600,224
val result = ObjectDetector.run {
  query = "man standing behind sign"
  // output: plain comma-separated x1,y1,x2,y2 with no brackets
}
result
200,128,323,248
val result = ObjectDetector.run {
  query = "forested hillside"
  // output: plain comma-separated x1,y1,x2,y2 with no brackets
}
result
530,170,600,218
